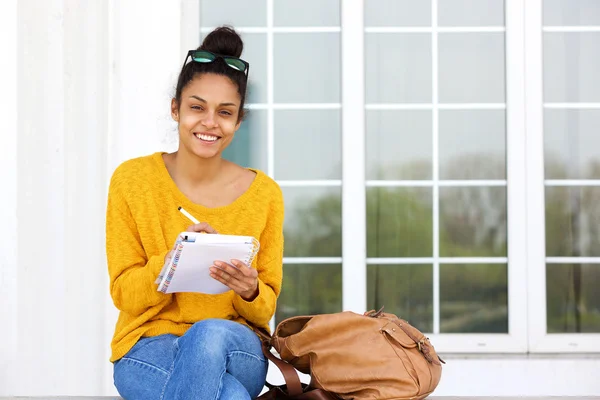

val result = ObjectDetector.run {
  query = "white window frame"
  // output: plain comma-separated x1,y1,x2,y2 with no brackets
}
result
341,0,528,353
194,0,600,354
524,0,600,353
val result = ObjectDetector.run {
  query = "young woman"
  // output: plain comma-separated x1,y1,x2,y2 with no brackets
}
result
106,26,284,400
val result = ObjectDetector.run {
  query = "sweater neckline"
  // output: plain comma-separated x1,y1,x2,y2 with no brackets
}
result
152,151,265,214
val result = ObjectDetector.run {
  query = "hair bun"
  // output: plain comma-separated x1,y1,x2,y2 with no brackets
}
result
199,26,243,58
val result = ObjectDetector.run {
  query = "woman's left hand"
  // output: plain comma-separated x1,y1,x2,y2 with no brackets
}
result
210,259,259,301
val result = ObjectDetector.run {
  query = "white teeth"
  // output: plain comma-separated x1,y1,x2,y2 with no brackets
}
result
195,133,218,141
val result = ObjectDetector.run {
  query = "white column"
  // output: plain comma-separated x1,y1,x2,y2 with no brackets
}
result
16,0,68,394
341,0,366,313
0,0,18,393
62,0,110,394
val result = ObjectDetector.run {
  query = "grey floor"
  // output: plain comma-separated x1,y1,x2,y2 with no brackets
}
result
2,397,600,399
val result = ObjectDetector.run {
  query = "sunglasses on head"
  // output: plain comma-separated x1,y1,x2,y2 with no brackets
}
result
182,50,250,76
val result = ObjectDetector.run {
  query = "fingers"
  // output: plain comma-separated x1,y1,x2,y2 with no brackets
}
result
185,222,218,234
210,260,258,295
165,250,174,263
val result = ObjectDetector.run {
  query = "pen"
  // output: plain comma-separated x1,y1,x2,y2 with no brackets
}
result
178,206,200,224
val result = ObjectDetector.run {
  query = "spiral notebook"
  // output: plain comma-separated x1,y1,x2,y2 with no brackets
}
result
156,233,260,294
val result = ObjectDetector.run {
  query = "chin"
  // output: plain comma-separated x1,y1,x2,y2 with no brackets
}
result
191,147,221,160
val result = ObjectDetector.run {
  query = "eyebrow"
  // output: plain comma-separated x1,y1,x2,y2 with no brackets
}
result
188,95,237,107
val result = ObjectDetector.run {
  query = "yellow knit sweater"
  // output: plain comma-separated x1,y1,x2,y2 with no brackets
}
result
105,152,284,362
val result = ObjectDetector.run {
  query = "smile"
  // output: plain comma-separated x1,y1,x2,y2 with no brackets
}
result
194,133,220,142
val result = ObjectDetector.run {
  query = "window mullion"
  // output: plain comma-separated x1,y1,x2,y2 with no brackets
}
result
341,0,366,313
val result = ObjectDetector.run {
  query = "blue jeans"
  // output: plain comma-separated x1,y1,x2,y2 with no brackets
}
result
113,319,268,400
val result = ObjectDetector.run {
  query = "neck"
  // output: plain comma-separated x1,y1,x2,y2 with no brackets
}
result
171,148,224,185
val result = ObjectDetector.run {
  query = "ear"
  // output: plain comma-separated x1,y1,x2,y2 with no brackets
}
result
171,98,179,122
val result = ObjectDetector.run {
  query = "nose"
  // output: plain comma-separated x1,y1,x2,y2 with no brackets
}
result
201,111,217,128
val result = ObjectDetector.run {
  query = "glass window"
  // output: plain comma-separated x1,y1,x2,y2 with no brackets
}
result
438,0,505,27
543,0,600,26
200,0,266,26
223,110,268,171
364,0,431,27
365,0,508,337
366,110,432,180
282,187,342,258
367,264,433,332
542,0,600,336
438,33,505,103
274,0,340,27
201,1,343,326
274,110,341,180
543,33,600,103
276,264,342,322
365,33,431,103
440,263,508,333
240,33,268,104
273,33,341,103
439,110,506,180
546,264,600,333
544,110,600,180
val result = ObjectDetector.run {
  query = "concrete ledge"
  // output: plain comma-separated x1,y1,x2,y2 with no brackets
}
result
1,397,599,399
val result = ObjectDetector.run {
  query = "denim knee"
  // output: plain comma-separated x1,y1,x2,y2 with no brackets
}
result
177,319,242,357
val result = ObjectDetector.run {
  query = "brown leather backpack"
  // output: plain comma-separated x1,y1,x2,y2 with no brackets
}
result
256,308,444,400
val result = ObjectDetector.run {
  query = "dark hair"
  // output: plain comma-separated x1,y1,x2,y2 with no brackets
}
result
174,26,247,122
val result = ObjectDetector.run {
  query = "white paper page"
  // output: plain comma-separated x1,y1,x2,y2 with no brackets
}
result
164,242,254,294
155,234,257,284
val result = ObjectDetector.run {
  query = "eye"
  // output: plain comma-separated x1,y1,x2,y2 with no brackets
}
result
191,105,203,111
219,110,232,116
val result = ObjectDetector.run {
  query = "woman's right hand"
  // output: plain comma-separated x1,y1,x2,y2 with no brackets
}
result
186,222,218,234
164,223,218,265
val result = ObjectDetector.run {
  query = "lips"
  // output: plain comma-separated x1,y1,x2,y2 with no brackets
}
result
194,132,220,142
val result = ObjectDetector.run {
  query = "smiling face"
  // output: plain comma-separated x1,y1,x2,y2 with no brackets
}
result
171,73,242,160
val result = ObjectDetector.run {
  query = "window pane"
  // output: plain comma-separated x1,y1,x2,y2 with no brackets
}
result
544,109,600,180
440,187,507,257
274,0,340,26
200,0,266,26
544,0,600,26
283,187,341,257
274,33,340,103
543,33,600,103
274,110,341,180
367,187,433,258
241,33,267,104
439,110,506,180
367,264,433,333
439,33,505,103
365,33,432,103
223,110,267,171
545,186,600,257
366,110,432,180
276,264,342,322
440,264,508,333
438,0,504,26
364,0,431,27
546,264,600,333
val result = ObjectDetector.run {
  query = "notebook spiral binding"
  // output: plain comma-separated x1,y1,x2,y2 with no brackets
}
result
243,237,261,267
159,242,185,293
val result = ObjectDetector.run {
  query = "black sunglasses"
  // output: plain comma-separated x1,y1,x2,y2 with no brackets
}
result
182,50,250,76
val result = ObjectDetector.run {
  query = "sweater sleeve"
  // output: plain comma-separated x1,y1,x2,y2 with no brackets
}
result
105,172,173,315
233,185,284,328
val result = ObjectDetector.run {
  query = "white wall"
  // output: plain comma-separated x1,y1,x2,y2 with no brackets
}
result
0,0,598,397
0,0,185,396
